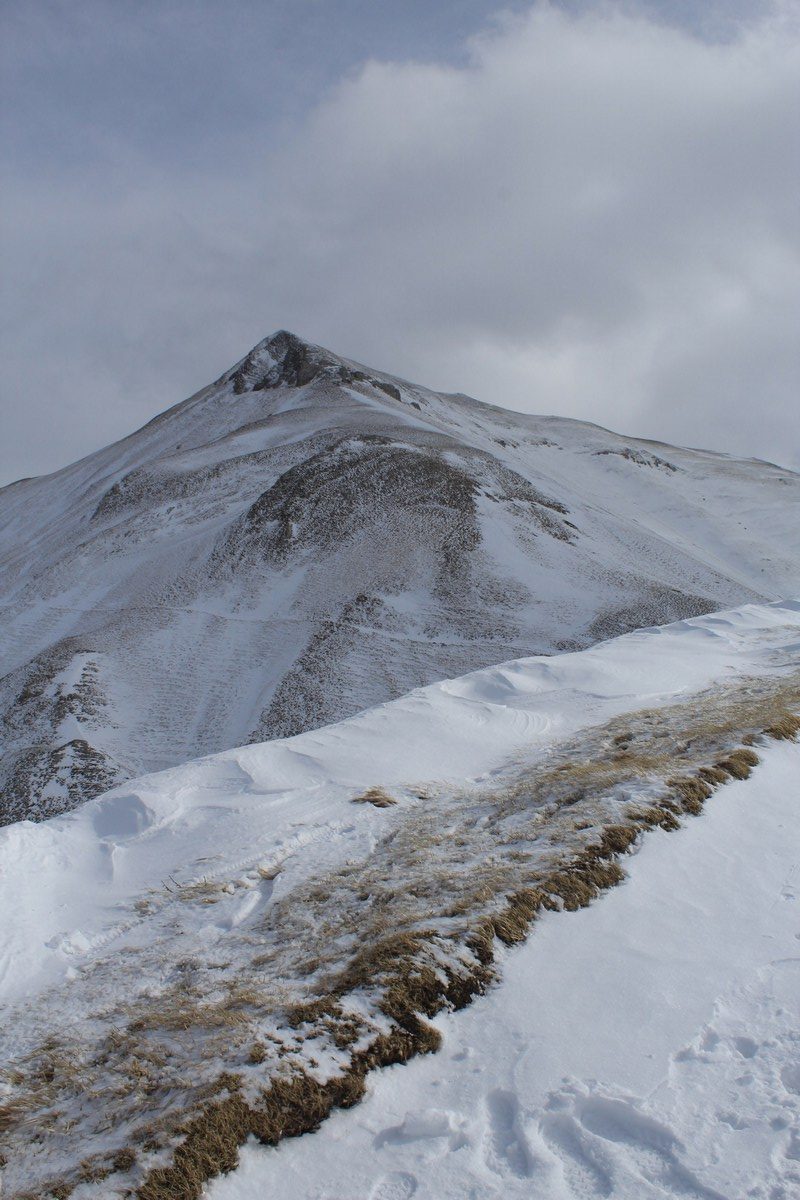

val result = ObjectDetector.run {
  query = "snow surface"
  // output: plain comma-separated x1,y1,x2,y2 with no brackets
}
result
208,738,800,1200
2,330,799,820
2,599,798,1013
1,598,798,1197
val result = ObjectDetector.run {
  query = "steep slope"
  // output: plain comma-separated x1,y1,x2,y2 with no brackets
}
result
1,331,798,820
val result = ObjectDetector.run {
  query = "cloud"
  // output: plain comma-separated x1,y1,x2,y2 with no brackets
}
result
2,1,799,481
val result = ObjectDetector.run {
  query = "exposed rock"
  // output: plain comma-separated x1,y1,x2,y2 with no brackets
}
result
1,331,797,819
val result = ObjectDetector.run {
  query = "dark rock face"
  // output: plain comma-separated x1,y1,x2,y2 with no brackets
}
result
231,330,337,392
223,438,480,569
1,739,124,826
0,646,125,825
2,330,797,821
256,591,385,740
593,446,678,472
585,584,719,643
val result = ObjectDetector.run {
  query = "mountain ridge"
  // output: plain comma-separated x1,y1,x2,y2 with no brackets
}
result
5,329,782,496
1,330,798,821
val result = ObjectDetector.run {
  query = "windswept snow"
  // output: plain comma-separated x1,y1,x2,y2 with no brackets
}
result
1,599,798,1010
0,599,798,1197
2,330,799,819
208,739,800,1200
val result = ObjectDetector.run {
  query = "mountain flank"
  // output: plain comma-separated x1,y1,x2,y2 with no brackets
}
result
1,330,798,820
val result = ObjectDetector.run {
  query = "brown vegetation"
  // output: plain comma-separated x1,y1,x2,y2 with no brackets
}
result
763,712,800,741
10,689,799,1200
136,703,799,1200
714,747,760,779
351,786,397,808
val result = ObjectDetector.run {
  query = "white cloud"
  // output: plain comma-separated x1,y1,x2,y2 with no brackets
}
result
264,2,800,463
2,1,799,480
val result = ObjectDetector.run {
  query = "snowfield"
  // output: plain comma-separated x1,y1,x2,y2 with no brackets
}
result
209,737,800,1200
0,599,798,1198
2,598,798,1009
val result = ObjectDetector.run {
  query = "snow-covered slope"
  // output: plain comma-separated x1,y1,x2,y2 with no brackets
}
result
1,599,798,1197
3,597,797,1007
1,330,798,821
210,738,800,1200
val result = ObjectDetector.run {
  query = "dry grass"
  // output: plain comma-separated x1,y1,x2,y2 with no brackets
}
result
136,696,799,1198
137,1036,418,1200
669,776,714,815
763,712,800,741
715,747,761,780
623,804,681,831
7,684,798,1200
698,765,730,785
137,940,487,1199
351,786,397,808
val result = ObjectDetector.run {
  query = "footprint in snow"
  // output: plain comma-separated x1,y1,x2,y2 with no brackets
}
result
539,1104,614,1197
482,1088,536,1179
780,1061,800,1095
217,876,274,930
368,1171,418,1200
539,1082,726,1200
732,1035,759,1059
374,1108,463,1149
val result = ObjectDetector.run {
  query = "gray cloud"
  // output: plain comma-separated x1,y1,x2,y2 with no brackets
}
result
2,0,798,482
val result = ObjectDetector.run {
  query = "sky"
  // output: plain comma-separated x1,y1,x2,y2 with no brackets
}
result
1,0,798,483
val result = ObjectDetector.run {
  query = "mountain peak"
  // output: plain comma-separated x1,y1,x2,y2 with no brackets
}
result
229,329,346,394
2,329,799,832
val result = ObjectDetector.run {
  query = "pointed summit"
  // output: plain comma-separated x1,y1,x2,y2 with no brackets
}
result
229,329,347,394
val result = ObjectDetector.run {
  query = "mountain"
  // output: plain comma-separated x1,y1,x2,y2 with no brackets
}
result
1,330,798,822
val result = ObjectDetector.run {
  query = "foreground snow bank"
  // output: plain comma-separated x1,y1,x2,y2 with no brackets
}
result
1,598,798,1197
209,739,800,1200
2,598,798,1007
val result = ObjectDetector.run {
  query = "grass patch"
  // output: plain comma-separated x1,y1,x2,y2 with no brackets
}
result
669,776,714,815
138,702,797,1198
352,786,397,808
763,712,800,741
715,747,760,780
8,681,798,1200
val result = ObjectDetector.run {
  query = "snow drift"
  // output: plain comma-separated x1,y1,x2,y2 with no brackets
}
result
1,598,798,1197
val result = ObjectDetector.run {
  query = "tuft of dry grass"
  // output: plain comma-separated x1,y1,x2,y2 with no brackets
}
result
623,804,681,832
352,786,397,808
714,747,760,780
248,1042,267,1065
669,776,713,815
593,824,640,856
698,765,730,785
763,711,800,741
137,1029,431,1200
